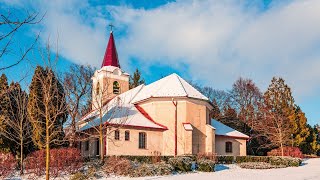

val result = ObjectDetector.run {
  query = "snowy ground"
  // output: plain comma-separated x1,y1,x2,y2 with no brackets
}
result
7,158,320,180
108,158,320,180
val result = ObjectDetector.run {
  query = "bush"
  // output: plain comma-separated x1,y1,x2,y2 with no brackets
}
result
236,156,271,163
0,152,16,178
196,152,217,162
269,156,301,167
236,156,301,167
131,161,174,177
197,159,215,172
70,172,87,180
24,148,83,177
168,156,193,172
238,162,286,169
104,156,133,176
216,156,234,164
267,147,303,158
116,155,174,164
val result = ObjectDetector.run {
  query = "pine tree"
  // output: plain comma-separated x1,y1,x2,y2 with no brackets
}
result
289,106,310,147
211,99,221,119
264,77,296,146
0,74,10,150
129,68,145,89
1,82,34,174
28,66,68,149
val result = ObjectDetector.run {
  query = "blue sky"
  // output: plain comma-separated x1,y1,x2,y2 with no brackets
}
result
0,0,319,125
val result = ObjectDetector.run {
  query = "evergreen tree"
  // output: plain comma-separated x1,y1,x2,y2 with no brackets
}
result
0,74,10,151
299,124,319,154
2,82,34,174
129,68,145,89
211,99,221,119
28,66,68,149
289,106,310,147
264,77,306,147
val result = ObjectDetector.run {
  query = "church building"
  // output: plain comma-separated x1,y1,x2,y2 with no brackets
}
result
76,31,249,157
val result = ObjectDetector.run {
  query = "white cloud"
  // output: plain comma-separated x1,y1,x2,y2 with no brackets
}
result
109,0,320,98
4,0,320,99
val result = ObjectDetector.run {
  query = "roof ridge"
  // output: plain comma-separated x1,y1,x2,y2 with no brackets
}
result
175,74,188,96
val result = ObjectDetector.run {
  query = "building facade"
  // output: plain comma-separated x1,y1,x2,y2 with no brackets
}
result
76,31,249,157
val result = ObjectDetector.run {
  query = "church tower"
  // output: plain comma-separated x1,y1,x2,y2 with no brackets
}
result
92,31,129,109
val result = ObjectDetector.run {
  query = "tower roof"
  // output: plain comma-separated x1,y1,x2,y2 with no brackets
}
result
101,31,120,68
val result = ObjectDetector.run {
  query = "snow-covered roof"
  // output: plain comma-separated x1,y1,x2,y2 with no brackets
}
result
79,73,210,132
79,85,167,131
183,123,193,131
132,73,208,103
211,119,249,139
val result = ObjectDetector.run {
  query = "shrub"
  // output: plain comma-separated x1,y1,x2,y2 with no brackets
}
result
216,156,234,164
196,152,217,162
236,156,271,163
104,156,133,176
168,156,193,172
267,147,303,158
197,159,215,172
236,156,301,167
269,156,301,167
24,148,83,177
238,162,286,169
131,161,174,177
70,172,87,180
0,152,16,178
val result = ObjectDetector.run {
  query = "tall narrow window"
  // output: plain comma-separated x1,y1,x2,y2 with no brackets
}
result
115,130,120,140
113,81,120,94
139,132,146,149
125,131,130,141
96,82,100,95
225,141,232,153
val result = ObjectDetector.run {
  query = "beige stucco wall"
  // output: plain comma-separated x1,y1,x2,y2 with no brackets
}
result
215,136,247,156
139,97,213,156
106,127,163,156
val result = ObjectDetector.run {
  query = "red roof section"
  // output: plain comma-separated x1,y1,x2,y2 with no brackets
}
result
101,31,120,68
135,105,168,130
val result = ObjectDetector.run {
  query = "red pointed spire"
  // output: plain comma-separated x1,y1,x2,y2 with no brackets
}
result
101,31,120,67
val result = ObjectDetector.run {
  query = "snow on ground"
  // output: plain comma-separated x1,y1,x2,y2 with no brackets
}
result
106,158,320,180
6,158,320,180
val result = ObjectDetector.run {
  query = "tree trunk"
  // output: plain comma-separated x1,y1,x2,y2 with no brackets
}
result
20,138,23,175
280,142,284,157
46,116,50,180
100,129,103,161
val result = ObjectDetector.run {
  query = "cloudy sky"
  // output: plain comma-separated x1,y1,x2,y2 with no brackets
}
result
1,0,319,125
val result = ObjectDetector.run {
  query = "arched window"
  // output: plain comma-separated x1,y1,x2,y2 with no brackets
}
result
113,81,120,94
125,131,130,141
225,141,232,153
114,130,120,140
139,132,146,149
96,82,100,95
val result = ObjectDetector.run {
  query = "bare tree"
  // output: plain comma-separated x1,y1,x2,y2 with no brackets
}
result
0,10,44,70
63,64,94,147
254,101,291,156
77,78,129,162
230,77,262,131
28,44,67,180
0,82,32,174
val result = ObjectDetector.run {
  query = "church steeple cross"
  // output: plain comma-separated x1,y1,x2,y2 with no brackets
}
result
109,23,114,32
